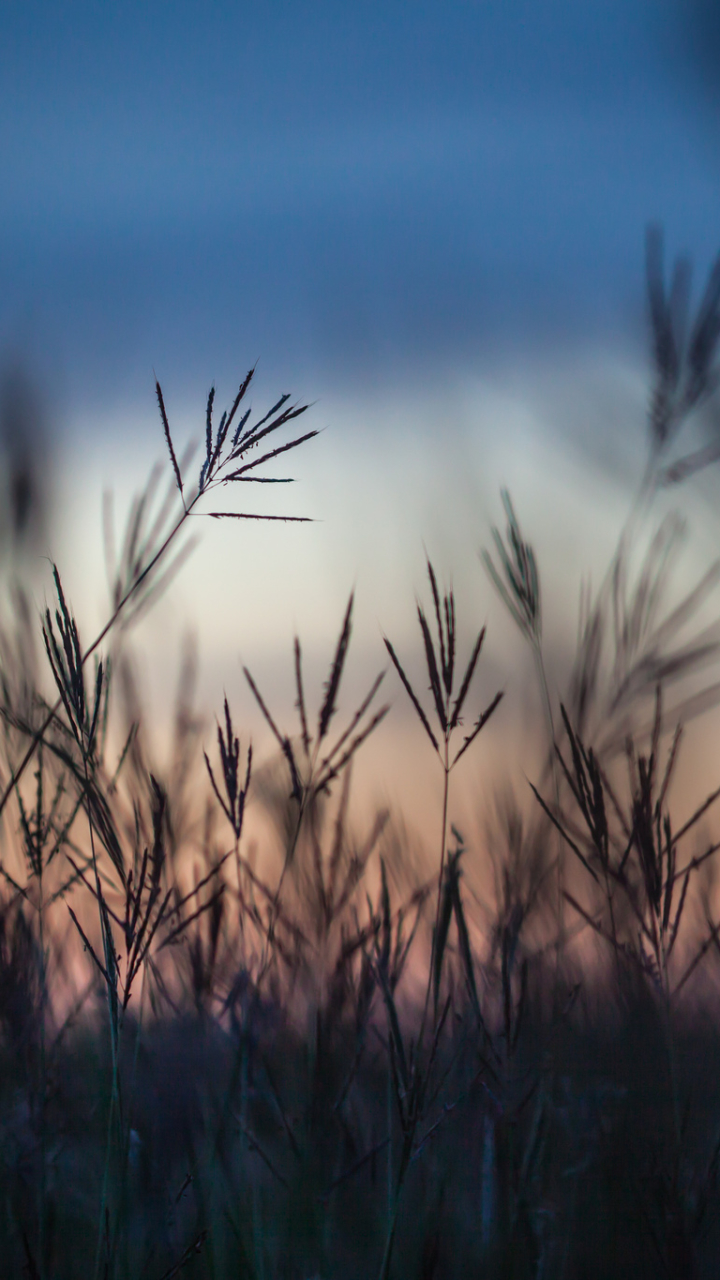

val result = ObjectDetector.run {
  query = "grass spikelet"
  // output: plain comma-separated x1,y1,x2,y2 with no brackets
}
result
294,638,311,757
226,364,256,440
483,489,540,643
243,666,302,801
318,592,353,743
449,626,486,730
687,251,720,398
417,604,447,732
156,379,184,502
225,427,319,480
204,697,252,841
451,689,504,766
383,637,439,751
205,385,215,464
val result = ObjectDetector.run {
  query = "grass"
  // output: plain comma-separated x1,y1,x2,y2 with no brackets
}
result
3,230,720,1276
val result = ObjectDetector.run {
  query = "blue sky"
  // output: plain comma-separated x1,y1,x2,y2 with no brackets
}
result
2,0,719,403
2,1,720,805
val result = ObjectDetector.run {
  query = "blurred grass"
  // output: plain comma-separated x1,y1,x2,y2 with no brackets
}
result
4,230,720,1277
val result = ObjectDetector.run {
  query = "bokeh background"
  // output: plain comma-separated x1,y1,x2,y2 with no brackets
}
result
2,0,720,831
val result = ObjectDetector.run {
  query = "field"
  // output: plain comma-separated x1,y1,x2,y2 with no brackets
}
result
3,231,720,1278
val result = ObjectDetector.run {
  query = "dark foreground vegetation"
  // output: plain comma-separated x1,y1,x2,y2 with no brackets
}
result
3,230,720,1277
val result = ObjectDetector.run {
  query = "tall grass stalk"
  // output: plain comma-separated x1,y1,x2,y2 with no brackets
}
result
384,559,502,1025
379,560,502,1276
0,369,316,825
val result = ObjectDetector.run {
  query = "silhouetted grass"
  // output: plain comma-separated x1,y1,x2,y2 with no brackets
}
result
3,237,720,1278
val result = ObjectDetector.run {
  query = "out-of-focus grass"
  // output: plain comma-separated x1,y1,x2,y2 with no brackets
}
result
4,230,720,1278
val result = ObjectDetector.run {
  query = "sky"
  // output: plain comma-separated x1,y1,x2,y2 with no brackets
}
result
2,0,720,824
